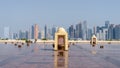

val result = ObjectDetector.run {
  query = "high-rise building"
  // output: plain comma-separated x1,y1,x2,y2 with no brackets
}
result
96,26,100,33
108,24,115,40
31,25,34,39
19,30,22,39
105,21,110,28
31,24,39,40
25,31,29,39
75,24,79,38
13,33,18,39
96,25,109,40
82,21,87,40
114,24,120,40
102,21,110,40
38,32,41,39
41,30,44,39
28,29,31,40
69,25,74,39
47,28,52,39
34,24,39,40
52,26,56,39
75,22,82,39
18,30,30,39
93,26,96,35
19,30,26,39
98,28,103,40
44,25,47,39
102,28,108,40
96,26,103,40
4,27,10,39
87,28,92,40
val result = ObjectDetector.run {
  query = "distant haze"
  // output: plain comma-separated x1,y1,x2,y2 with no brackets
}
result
0,0,120,36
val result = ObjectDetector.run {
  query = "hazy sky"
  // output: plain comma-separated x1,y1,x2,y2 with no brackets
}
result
0,0,120,36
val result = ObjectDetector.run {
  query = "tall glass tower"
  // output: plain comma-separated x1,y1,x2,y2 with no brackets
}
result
44,25,47,39
4,27,10,39
31,25,34,39
105,21,110,28
82,21,87,40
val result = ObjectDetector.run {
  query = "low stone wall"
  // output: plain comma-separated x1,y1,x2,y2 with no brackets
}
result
0,40,25,43
0,40,120,45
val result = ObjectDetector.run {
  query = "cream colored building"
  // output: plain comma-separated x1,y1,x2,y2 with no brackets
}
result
54,27,69,51
90,35,97,45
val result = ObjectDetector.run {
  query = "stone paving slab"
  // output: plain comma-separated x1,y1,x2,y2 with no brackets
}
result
0,43,120,68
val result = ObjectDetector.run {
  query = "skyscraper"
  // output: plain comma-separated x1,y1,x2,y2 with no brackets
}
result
108,24,114,40
96,26,103,40
34,24,39,40
102,28,108,40
87,28,92,40
104,21,110,40
114,24,120,40
25,31,29,39
82,21,87,40
28,29,31,40
4,27,10,39
31,25,34,39
93,26,96,35
38,32,41,39
75,22,82,39
44,25,47,39
69,25,74,39
52,26,56,39
105,21,110,28
19,30,26,39
75,24,79,38
41,30,44,39
47,28,52,39
13,33,18,39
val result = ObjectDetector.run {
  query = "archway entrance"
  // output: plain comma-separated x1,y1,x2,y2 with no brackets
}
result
90,35,97,46
58,35,65,50
54,27,68,51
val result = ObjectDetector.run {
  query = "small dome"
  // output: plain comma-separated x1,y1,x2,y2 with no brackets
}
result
92,35,97,38
57,27,66,33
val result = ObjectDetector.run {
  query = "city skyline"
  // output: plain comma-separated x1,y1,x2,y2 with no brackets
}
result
0,20,113,37
1,22,120,40
1,0,120,34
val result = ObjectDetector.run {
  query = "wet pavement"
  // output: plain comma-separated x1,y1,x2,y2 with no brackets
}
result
0,43,120,68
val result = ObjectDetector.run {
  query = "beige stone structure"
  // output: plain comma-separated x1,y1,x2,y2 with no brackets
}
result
54,27,68,51
90,35,97,46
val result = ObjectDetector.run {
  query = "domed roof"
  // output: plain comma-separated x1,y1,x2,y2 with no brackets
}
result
57,27,66,33
92,35,97,38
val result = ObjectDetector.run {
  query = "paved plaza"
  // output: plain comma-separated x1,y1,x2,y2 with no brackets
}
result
0,43,120,68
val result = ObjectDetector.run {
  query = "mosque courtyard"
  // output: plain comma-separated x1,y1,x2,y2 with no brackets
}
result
0,43,120,68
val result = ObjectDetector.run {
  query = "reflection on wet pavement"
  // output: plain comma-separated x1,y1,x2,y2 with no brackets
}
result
54,51,68,68
0,43,120,68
